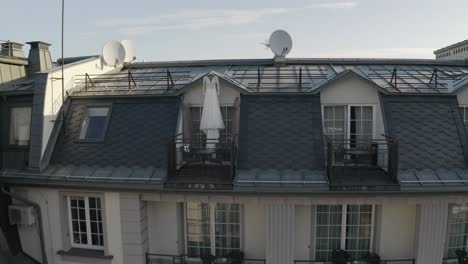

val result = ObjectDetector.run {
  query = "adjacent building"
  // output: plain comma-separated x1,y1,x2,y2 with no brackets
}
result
434,39,468,60
2,39,468,264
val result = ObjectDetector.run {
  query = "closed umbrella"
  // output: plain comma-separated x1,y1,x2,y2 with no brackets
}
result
200,75,224,149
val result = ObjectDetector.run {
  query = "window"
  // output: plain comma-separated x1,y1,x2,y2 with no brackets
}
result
461,107,468,129
68,195,104,249
447,204,468,258
190,106,234,144
315,205,374,261
323,105,374,144
79,106,110,141
186,202,241,258
9,107,32,146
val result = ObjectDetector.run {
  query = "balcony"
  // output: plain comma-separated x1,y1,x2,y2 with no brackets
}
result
165,136,237,190
146,253,265,264
294,259,414,264
326,137,400,191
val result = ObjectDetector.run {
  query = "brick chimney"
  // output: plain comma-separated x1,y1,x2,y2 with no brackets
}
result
26,41,53,74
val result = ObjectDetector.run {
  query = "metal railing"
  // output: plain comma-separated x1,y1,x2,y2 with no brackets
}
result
294,259,414,264
146,253,265,264
325,137,399,188
166,135,238,189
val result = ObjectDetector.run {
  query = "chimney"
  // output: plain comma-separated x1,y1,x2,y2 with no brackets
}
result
26,41,53,74
0,41,25,58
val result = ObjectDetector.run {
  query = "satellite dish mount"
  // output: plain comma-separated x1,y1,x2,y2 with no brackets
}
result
266,30,293,63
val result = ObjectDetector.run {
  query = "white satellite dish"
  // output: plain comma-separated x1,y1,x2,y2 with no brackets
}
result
121,40,137,63
268,30,293,57
102,40,126,67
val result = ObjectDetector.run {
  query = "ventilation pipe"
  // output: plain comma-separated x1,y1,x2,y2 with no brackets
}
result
26,41,53,74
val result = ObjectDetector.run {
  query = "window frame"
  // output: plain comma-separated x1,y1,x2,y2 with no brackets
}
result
8,105,32,148
322,104,376,143
460,106,468,130
445,204,468,259
184,202,242,259
189,104,235,144
76,104,113,143
314,204,375,261
66,194,105,250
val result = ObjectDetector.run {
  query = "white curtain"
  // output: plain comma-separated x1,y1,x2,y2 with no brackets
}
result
10,107,32,146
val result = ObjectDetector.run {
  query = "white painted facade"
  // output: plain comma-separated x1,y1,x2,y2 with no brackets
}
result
11,186,468,264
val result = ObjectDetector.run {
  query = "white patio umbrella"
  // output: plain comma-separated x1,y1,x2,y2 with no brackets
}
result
200,75,224,149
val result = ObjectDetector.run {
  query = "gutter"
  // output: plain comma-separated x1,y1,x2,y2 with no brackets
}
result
1,186,47,264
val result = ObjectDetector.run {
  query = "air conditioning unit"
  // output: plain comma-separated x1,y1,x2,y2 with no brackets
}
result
8,205,35,226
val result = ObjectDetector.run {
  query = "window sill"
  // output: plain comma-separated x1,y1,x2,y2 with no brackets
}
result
57,248,113,260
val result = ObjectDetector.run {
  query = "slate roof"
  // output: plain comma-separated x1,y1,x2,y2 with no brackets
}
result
382,95,468,171
68,58,468,96
51,97,180,168
237,95,324,171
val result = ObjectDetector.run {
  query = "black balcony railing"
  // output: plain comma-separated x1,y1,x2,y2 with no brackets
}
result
294,259,414,264
325,137,399,191
146,253,265,264
165,135,238,190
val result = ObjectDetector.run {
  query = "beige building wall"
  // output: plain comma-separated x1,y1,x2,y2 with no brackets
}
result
147,201,181,255
377,204,417,260
243,203,267,259
12,187,125,264
320,74,386,139
294,205,312,260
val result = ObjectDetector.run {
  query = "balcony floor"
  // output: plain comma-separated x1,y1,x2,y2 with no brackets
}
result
164,164,233,190
329,166,400,191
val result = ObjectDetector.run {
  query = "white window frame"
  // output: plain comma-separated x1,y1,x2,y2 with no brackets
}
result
184,202,242,259
314,204,375,261
78,105,112,142
189,105,235,142
322,104,376,142
460,106,468,129
446,204,468,259
67,194,105,250
9,106,32,147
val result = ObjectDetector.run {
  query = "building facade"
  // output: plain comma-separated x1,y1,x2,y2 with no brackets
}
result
2,43,468,264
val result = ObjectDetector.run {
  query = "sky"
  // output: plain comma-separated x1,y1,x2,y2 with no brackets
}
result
3,0,468,62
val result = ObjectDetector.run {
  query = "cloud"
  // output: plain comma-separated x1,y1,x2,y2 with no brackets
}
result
309,1,357,9
99,1,357,35
101,8,289,35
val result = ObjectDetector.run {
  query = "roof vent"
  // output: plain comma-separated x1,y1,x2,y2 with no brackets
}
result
0,41,25,58
26,41,53,74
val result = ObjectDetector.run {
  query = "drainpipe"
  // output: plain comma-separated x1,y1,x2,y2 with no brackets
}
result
1,186,47,264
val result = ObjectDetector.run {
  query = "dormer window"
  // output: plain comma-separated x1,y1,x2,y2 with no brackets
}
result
323,105,374,145
9,106,32,146
79,106,111,141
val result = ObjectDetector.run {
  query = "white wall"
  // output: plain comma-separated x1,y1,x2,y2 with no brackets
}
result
295,205,311,260
378,204,417,260
41,58,115,157
243,203,266,259
182,78,240,106
13,187,124,264
147,201,180,255
320,75,386,139
457,87,468,106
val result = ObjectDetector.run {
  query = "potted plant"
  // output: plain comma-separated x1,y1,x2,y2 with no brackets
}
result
331,249,350,264
367,253,381,264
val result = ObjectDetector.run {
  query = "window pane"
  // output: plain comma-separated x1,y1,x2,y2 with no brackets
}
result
9,107,32,146
345,205,373,260
186,202,211,257
79,107,110,140
448,204,468,258
70,196,87,246
315,205,343,261
323,106,346,142
215,203,241,257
